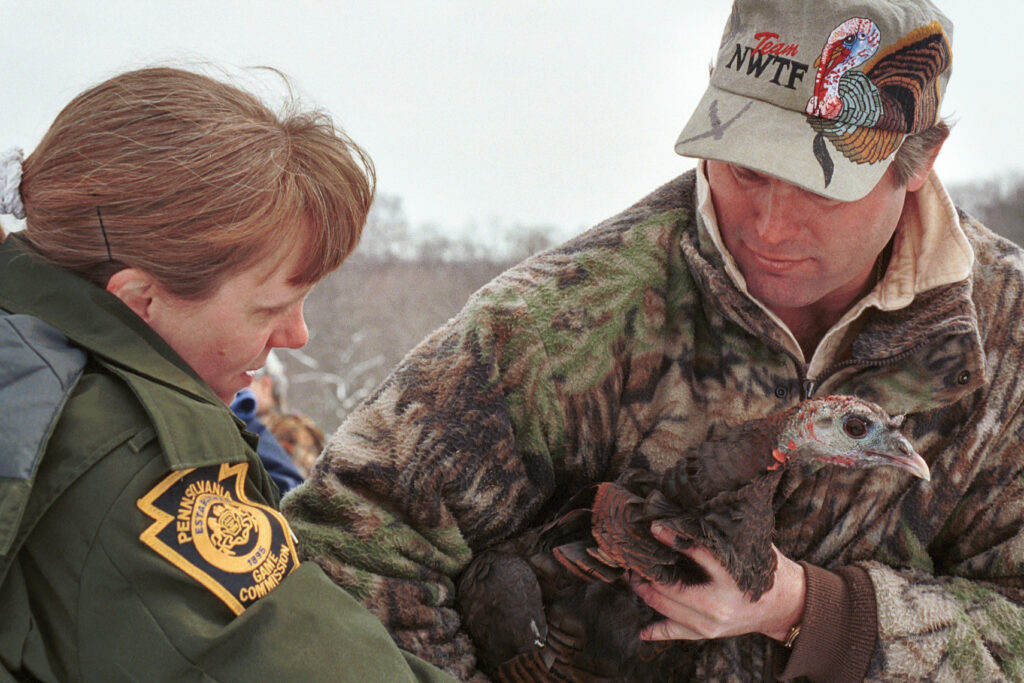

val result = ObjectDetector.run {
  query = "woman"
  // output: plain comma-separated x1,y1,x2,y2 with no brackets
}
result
0,66,452,682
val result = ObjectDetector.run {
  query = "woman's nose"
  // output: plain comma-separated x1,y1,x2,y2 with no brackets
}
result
272,305,309,349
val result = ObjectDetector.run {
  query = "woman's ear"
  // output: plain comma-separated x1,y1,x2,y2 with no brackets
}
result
106,268,157,322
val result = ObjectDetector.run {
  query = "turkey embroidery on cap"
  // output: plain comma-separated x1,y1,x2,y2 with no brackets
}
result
805,19,951,187
137,462,301,615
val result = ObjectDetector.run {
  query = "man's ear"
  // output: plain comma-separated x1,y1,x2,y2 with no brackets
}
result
906,138,946,193
106,268,158,322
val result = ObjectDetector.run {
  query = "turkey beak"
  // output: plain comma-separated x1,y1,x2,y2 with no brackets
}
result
876,440,931,482
894,451,930,482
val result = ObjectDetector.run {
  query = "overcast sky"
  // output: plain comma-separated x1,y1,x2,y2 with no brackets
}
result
2,1,1020,242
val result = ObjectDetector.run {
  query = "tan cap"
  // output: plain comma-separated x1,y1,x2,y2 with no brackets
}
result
676,0,953,200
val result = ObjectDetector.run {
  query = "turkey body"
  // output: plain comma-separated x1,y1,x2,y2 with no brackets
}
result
457,395,930,681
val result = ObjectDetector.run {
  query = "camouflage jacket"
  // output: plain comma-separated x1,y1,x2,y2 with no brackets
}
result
284,170,1024,681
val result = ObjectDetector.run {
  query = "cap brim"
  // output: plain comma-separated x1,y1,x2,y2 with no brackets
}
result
675,83,894,201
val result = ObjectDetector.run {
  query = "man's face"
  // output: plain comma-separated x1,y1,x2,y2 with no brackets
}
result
706,160,909,318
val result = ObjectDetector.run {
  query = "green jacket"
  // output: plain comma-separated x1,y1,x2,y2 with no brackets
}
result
284,170,1024,682
0,235,453,683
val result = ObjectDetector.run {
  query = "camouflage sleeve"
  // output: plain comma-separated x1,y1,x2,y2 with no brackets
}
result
862,419,1024,681
282,277,610,679
865,567,1024,681
282,212,681,679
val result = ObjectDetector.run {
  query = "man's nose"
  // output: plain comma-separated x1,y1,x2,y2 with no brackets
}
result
753,180,804,245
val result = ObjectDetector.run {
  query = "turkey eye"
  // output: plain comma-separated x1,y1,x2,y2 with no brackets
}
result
844,416,868,438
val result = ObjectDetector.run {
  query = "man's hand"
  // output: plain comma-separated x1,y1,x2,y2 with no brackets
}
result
631,522,806,643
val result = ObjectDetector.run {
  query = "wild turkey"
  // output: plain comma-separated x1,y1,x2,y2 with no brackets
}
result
457,395,930,681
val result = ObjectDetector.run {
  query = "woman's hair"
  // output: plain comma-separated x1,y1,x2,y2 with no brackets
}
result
19,66,375,299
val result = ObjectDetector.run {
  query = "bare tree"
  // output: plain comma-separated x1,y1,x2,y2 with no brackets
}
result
286,251,510,431
357,193,412,261
948,173,1024,246
505,224,557,261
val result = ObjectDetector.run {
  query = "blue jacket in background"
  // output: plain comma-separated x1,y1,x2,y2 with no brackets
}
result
230,388,304,496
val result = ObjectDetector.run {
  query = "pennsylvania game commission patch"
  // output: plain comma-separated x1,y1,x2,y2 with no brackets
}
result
137,462,300,615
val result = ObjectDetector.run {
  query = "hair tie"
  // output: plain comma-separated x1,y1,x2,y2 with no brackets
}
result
0,148,26,220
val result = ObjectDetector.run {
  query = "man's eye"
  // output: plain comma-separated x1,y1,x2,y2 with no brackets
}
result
732,166,766,183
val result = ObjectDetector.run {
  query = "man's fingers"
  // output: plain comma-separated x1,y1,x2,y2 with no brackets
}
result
642,619,702,641
650,521,693,551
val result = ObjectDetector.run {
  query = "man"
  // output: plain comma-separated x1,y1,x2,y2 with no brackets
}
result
284,0,1024,680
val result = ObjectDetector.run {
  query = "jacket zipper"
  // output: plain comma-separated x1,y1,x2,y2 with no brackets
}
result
756,332,950,401
800,336,941,399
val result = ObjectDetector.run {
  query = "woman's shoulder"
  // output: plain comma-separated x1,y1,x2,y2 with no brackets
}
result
0,311,88,479
0,311,150,576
